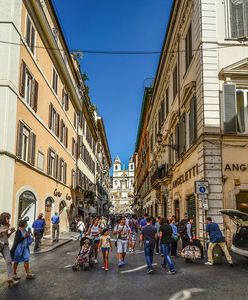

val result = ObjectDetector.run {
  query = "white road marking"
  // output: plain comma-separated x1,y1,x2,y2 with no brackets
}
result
120,263,157,273
169,288,205,300
64,264,73,268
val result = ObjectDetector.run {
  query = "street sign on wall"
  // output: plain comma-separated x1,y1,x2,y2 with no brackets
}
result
195,181,209,195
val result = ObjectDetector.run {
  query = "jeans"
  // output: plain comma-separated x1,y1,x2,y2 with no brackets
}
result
171,239,178,257
144,241,155,269
161,243,175,271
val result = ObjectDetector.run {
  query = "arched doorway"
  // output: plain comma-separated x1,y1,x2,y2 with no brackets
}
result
44,197,54,235
18,191,36,228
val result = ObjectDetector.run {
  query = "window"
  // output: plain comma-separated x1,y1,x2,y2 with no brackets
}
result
52,68,58,94
16,121,36,165
185,24,192,71
59,158,67,184
72,138,76,157
229,0,248,38
165,88,169,118
189,96,197,145
26,15,35,54
71,169,76,188
223,84,248,133
19,61,38,111
47,148,58,178
74,112,77,128
62,88,69,111
60,120,68,147
48,103,60,137
173,64,178,99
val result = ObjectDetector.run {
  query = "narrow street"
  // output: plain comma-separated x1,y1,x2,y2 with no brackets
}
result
1,240,248,300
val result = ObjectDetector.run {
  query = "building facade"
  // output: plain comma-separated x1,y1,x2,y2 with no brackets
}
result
110,156,134,214
134,0,248,244
0,0,111,232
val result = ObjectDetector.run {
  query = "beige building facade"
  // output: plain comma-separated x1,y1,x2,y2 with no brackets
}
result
135,0,248,243
0,0,111,232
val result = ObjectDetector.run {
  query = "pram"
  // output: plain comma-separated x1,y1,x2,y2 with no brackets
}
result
72,237,94,271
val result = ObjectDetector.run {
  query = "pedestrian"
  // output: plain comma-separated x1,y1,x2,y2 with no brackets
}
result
51,212,60,242
114,216,131,267
205,217,233,266
139,213,148,229
77,217,86,240
159,217,176,274
129,214,138,253
178,213,189,249
0,212,17,287
170,216,179,257
11,219,34,280
155,216,161,254
98,228,112,271
140,217,157,274
87,217,101,264
32,213,46,251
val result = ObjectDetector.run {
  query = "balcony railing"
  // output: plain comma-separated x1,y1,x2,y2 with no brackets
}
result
151,164,169,186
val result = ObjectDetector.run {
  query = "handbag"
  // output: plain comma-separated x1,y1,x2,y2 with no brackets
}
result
115,225,125,247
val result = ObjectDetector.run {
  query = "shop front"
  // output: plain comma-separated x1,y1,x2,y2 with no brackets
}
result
18,190,37,228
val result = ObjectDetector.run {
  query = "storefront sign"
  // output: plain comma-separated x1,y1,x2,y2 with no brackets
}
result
224,164,248,172
172,164,198,188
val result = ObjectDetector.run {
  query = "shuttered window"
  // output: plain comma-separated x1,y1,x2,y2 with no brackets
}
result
52,68,58,94
173,64,178,99
48,103,60,137
179,113,186,156
185,24,193,71
16,121,36,165
26,15,35,54
59,159,66,183
165,88,169,118
175,124,180,160
223,83,237,133
47,148,58,178
189,96,197,145
19,61,38,111
62,88,69,111
229,0,248,38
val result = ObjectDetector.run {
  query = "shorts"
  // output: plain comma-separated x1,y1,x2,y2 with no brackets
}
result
131,232,137,242
101,247,110,253
117,239,128,253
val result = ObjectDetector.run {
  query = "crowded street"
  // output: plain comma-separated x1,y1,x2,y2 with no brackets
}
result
0,231,248,300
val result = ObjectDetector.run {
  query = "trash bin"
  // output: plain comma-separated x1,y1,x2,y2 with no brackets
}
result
213,244,222,264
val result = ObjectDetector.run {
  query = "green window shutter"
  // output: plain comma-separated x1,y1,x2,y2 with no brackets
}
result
223,83,237,133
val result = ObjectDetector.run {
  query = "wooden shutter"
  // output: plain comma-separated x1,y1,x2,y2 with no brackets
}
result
64,162,67,184
16,121,24,158
31,79,38,112
56,113,60,137
223,83,237,133
245,1,248,36
60,120,63,142
47,148,51,175
173,64,178,99
175,124,179,160
189,96,197,145
28,132,36,166
62,88,65,107
65,127,68,148
59,159,62,181
179,113,186,155
65,94,69,111
54,154,59,179
19,61,26,97
230,1,244,38
48,103,52,129
72,138,75,157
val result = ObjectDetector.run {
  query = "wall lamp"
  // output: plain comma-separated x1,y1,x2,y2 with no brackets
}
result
156,133,179,150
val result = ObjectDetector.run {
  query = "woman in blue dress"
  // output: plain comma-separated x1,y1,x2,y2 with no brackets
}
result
10,219,34,280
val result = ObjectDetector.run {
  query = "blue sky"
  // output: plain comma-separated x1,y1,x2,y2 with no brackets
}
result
53,0,173,167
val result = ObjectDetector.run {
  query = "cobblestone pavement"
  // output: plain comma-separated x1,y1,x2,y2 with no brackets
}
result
0,240,248,300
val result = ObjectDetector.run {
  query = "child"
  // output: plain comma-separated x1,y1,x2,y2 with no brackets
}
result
98,228,112,271
10,219,34,280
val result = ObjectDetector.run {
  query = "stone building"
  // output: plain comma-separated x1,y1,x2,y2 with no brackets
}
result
134,0,248,243
110,156,134,214
0,0,110,232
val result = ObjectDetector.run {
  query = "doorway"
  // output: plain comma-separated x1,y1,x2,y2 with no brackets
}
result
18,191,36,228
174,200,180,222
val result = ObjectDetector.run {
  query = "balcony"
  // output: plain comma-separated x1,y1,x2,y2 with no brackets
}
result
151,164,170,187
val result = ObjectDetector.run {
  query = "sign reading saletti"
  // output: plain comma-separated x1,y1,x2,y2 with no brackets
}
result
172,164,198,188
224,164,248,172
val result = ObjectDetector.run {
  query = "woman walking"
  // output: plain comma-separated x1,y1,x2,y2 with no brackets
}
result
98,228,112,271
0,212,16,286
87,217,101,264
11,219,34,280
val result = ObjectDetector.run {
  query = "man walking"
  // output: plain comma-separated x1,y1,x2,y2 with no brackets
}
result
140,217,157,274
51,212,60,242
114,217,131,267
32,213,46,251
205,217,233,266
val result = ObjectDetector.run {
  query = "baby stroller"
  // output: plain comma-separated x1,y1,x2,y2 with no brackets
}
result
72,237,94,271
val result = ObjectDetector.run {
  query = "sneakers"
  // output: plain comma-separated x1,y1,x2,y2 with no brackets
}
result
147,268,154,274
7,280,19,287
26,274,35,279
105,268,109,271
118,262,123,268
161,264,167,270
13,275,21,281
205,262,213,266
167,270,176,275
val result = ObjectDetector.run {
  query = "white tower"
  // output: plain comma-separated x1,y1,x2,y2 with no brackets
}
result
128,155,134,172
113,156,121,174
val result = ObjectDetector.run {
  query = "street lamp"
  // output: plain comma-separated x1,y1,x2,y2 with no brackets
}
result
156,132,179,150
